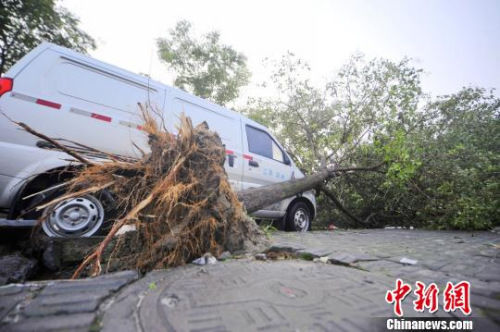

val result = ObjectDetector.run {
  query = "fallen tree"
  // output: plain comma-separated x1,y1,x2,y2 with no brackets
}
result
239,164,384,214
14,105,383,277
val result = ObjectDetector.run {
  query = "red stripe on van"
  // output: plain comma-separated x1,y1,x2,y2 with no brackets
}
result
91,113,112,122
36,99,61,109
225,149,234,155
243,154,253,160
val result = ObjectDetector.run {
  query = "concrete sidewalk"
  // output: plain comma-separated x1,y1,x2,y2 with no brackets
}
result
1,229,499,331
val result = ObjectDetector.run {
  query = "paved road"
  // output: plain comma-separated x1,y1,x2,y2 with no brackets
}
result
1,229,499,331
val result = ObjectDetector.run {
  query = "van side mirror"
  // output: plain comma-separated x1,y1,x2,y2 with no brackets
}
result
284,154,291,165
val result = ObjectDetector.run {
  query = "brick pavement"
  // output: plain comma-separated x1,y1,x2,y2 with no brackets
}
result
1,229,498,331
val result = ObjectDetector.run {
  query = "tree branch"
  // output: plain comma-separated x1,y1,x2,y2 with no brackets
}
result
330,162,386,174
9,118,94,166
320,186,366,227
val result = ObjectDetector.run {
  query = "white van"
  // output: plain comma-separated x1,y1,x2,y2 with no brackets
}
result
0,42,316,237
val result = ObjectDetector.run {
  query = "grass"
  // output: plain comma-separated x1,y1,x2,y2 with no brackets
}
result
259,221,278,238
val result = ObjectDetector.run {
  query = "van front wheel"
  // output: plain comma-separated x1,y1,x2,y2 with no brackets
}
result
286,201,311,232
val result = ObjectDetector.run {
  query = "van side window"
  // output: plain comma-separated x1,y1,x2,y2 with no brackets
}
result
246,125,284,163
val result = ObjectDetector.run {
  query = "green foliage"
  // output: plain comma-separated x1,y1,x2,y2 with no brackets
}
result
259,221,278,238
417,88,499,229
244,53,423,173
376,129,422,188
0,0,96,74
246,53,499,231
334,88,499,230
298,252,315,261
157,20,250,106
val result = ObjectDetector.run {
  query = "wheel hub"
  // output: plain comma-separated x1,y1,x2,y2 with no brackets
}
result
42,195,105,237
69,211,80,221
293,208,309,232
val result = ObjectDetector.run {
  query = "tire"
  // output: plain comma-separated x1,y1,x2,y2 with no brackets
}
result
42,194,106,237
285,201,311,232
23,185,115,238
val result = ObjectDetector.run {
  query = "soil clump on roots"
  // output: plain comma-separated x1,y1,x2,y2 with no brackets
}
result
27,106,268,278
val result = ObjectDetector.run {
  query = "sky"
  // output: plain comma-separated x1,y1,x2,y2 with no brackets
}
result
62,0,500,104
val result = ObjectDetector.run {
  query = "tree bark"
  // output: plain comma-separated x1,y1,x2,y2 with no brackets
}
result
238,169,330,213
238,163,384,214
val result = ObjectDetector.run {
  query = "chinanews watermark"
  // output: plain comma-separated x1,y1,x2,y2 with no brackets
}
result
380,279,476,331
385,318,474,330
386,279,471,316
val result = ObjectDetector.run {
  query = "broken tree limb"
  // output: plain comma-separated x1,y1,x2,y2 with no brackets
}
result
35,181,115,211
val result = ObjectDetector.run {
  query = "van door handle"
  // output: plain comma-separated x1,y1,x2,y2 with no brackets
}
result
227,155,235,167
248,160,259,167
36,140,56,149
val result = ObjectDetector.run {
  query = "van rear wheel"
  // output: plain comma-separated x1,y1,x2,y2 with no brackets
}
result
285,201,311,232
42,195,105,238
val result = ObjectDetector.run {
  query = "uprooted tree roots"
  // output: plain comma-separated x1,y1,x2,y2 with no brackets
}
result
27,106,267,278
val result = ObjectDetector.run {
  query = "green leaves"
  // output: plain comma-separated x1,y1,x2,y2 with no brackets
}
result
245,52,498,231
157,20,250,106
0,0,96,74
376,88,499,230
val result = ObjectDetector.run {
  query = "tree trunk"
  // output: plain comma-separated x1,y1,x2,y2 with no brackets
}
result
237,169,330,213
237,162,384,214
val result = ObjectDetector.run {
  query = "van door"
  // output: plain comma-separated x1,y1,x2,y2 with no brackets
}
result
170,95,244,191
48,56,166,157
241,123,292,191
